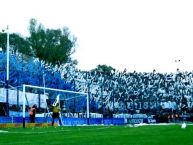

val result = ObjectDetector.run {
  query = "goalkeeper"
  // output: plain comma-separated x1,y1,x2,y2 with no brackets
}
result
52,103,62,126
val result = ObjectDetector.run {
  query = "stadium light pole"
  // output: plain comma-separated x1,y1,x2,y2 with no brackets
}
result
86,71,90,125
174,59,183,114
6,25,10,116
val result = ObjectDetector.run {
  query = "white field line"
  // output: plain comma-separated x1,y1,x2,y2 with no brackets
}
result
2,124,192,134
128,123,193,127
0,130,8,133
0,129,71,134
0,126,111,134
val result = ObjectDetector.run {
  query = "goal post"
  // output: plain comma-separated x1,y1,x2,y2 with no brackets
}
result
22,84,89,128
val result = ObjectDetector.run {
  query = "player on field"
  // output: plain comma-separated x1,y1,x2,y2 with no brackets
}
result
52,103,62,126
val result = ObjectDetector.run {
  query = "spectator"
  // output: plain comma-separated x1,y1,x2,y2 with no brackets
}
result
29,104,37,123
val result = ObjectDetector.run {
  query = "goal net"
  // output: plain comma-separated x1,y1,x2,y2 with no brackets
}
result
22,84,88,128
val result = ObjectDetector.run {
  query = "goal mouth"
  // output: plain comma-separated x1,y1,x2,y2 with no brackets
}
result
22,84,89,128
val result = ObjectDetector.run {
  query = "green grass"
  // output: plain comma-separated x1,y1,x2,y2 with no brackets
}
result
0,125,192,145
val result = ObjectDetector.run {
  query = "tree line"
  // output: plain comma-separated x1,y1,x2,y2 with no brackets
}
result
0,18,115,74
0,18,76,67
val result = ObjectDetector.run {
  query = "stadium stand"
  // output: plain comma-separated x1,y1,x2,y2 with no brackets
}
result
1,52,193,124
61,62,193,122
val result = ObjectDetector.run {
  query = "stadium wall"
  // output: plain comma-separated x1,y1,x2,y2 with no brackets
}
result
1,116,192,126
0,117,125,126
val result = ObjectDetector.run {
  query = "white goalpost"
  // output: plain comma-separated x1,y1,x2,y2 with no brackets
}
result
22,84,89,128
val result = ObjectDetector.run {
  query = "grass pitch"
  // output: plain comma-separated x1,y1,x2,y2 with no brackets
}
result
0,124,192,145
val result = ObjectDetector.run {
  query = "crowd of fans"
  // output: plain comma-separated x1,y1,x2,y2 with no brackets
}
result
1,52,193,119
63,63,193,117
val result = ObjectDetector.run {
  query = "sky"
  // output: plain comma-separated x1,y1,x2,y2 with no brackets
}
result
0,0,193,73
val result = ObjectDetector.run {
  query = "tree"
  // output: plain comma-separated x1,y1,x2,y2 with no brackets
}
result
10,33,31,55
0,32,31,55
0,32,6,51
28,18,77,67
93,64,115,74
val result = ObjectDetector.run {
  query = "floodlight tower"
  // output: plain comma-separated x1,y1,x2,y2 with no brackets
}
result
6,25,10,116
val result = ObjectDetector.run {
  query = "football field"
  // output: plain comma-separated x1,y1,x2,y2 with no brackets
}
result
0,124,192,145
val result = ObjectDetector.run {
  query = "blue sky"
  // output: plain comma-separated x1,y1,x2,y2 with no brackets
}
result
1,0,193,72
